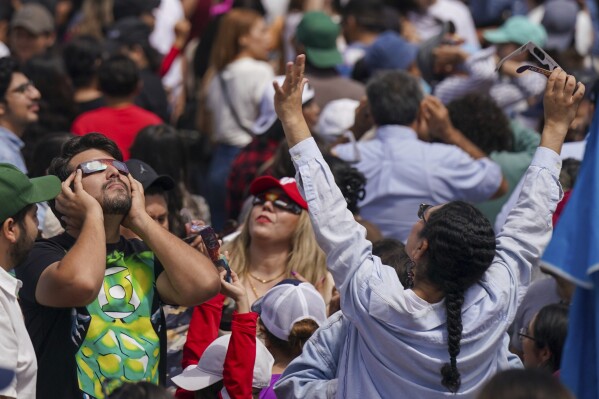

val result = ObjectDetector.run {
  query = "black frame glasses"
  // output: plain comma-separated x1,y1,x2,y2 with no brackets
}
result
518,327,537,342
252,192,303,215
10,80,36,95
78,159,129,176
418,203,433,224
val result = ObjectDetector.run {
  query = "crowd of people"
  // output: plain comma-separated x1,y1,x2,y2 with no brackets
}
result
0,0,595,398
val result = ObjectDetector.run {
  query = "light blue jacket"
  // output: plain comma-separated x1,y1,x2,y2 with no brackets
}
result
286,138,561,398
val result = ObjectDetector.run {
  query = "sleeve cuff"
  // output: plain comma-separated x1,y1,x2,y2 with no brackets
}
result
289,137,322,168
531,146,562,177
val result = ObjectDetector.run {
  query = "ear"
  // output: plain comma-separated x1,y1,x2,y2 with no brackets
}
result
538,346,552,365
1,218,20,244
0,101,6,117
411,238,429,262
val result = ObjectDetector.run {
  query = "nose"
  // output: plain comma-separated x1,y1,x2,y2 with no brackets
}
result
29,84,41,100
105,163,121,179
262,199,275,212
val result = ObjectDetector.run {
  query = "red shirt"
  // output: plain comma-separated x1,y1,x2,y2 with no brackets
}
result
71,105,162,160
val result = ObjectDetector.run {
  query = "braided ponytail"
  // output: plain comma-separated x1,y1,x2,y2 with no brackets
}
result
418,201,496,394
441,288,465,393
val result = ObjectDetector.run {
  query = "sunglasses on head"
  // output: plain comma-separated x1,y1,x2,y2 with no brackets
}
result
418,203,433,224
77,159,129,176
252,192,303,215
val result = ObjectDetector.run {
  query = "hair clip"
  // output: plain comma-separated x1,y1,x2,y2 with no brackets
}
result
495,41,561,73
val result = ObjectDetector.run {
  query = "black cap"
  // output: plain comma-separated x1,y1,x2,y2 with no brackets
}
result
125,159,175,191
113,0,160,21
105,17,152,50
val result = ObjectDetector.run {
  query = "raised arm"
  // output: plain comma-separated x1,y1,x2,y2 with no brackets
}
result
274,56,404,322
36,170,107,307
123,174,220,306
492,69,585,313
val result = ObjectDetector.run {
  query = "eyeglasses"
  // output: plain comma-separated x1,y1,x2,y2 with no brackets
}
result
77,159,129,176
418,203,433,224
10,80,36,95
518,327,537,342
252,192,303,215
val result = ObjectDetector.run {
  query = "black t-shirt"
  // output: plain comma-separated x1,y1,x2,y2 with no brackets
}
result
16,233,166,399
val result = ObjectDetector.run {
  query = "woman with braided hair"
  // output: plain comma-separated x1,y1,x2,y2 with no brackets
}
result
273,55,585,398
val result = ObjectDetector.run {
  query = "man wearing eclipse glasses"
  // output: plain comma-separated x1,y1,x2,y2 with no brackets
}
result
15,133,221,399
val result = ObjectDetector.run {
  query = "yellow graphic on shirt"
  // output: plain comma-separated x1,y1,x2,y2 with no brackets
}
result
72,249,161,398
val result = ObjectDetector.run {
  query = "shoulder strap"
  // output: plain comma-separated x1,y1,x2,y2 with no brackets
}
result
218,73,255,136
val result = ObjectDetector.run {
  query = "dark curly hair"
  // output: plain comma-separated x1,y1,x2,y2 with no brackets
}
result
447,93,513,154
419,201,496,393
325,155,366,214
0,57,19,100
48,133,123,181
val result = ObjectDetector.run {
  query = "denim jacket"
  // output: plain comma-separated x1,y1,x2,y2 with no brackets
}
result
286,138,561,398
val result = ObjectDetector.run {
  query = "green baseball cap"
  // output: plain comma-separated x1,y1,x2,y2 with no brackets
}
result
483,16,547,47
0,163,61,223
296,11,342,68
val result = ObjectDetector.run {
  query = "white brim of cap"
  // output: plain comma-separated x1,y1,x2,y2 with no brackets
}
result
171,366,223,391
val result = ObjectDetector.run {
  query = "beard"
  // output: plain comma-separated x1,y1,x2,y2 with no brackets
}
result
11,228,35,267
101,180,132,215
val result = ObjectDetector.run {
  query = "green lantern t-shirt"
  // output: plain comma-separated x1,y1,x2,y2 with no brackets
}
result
17,233,166,399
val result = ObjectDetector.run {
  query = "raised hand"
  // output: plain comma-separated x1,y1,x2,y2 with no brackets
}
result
420,95,454,142
54,170,103,230
219,269,250,313
273,54,313,147
122,174,149,233
541,69,586,153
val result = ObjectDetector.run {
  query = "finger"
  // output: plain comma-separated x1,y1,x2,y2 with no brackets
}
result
564,74,577,97
62,171,76,196
554,69,567,95
295,54,305,85
572,82,586,103
546,68,560,95
72,169,84,193
291,270,308,282
229,269,239,282
273,80,283,96
285,61,294,88
219,269,230,283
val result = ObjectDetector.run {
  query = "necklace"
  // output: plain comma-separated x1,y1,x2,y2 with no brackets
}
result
248,279,260,299
248,270,287,284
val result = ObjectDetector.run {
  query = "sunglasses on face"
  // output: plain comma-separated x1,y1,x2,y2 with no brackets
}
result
252,192,303,215
77,159,129,176
418,203,433,224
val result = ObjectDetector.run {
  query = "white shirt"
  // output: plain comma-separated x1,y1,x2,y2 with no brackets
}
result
408,0,480,49
207,57,274,147
0,267,37,399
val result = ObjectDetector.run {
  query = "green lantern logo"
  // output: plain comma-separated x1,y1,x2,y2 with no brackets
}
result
98,267,141,319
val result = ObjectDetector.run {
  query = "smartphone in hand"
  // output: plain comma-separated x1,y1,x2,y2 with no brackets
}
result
186,225,232,282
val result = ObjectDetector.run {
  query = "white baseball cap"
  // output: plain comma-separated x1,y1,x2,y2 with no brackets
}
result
316,98,359,142
252,76,316,135
251,279,327,341
171,334,274,391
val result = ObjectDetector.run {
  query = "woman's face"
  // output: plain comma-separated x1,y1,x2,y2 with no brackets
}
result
521,316,545,368
241,18,271,61
302,100,321,132
249,189,301,243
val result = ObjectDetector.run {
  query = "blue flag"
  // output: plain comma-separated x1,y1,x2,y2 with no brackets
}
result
542,104,599,398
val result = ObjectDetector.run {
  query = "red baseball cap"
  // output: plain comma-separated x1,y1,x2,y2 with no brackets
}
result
249,176,308,210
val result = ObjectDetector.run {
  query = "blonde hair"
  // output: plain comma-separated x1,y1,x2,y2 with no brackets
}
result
224,210,327,286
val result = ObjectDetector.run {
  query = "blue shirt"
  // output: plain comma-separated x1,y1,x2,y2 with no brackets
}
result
0,127,26,173
334,125,502,241
289,137,561,398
